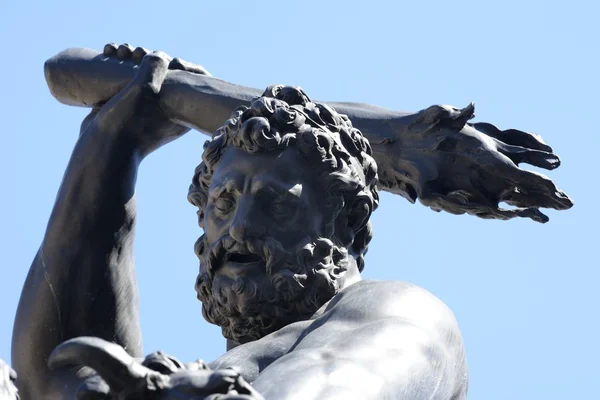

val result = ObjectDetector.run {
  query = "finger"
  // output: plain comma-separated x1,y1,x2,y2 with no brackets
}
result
134,51,170,93
116,43,134,60
492,206,548,223
510,169,574,210
497,142,561,170
472,122,553,153
170,370,235,395
502,183,573,211
76,375,111,400
233,374,263,398
211,369,240,383
184,359,210,371
142,351,184,374
472,206,549,223
478,153,573,211
419,186,550,223
49,337,151,393
103,43,117,57
502,189,554,209
419,175,493,213
502,128,552,153
132,46,149,64
169,57,212,76
452,196,547,222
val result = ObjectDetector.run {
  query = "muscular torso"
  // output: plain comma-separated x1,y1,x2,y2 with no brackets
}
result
210,280,469,399
209,310,312,380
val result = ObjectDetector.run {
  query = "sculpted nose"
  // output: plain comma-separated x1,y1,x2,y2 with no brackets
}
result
229,199,265,242
229,218,252,243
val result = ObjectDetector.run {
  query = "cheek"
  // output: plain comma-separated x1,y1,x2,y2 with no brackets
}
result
296,194,329,236
203,205,231,240
269,206,324,247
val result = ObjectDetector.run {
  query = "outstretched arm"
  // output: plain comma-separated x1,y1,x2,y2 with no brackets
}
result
12,52,189,399
163,75,572,222
45,44,573,222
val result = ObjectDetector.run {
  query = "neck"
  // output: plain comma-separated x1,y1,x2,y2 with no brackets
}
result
226,339,240,351
224,253,362,351
338,255,362,290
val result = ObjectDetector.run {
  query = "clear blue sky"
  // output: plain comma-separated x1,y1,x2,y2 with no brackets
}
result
0,1,597,398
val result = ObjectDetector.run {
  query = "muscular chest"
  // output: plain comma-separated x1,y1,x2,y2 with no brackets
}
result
208,319,313,382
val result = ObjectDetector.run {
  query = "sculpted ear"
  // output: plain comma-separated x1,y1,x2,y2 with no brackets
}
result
348,197,371,232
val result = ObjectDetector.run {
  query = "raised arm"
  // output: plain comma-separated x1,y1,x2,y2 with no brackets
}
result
12,52,190,399
163,74,573,222
45,44,573,223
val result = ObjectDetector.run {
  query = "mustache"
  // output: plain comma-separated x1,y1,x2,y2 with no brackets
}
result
196,234,292,276
196,236,350,343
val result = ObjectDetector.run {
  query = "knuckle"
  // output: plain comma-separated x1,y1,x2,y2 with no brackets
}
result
142,52,160,61
103,43,117,56
117,43,134,59
143,53,169,68
153,51,168,60
132,47,148,61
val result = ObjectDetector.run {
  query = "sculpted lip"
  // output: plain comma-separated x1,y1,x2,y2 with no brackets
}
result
225,252,262,264
221,252,265,276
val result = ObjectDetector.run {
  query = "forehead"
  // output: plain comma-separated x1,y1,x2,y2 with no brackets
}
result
210,147,322,194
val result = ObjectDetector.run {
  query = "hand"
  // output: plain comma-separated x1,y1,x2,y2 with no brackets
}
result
79,42,211,158
101,43,212,77
48,337,264,400
375,103,573,222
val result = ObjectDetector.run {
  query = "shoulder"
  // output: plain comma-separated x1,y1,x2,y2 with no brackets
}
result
321,280,466,356
326,280,457,325
306,280,468,397
324,280,468,396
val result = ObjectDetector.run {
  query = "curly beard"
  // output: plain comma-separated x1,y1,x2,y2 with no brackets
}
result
194,235,349,343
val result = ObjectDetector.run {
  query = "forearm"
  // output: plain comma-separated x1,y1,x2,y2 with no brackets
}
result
159,74,413,192
159,72,261,134
46,47,415,194
45,48,409,139
12,123,142,397
164,77,419,198
160,72,409,141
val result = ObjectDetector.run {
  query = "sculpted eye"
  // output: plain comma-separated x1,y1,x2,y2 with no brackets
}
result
271,199,296,219
215,197,235,213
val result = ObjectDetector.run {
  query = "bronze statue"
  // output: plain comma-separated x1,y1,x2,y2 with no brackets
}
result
7,44,572,399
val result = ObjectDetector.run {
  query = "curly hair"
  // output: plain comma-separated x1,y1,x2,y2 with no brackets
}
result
188,85,379,271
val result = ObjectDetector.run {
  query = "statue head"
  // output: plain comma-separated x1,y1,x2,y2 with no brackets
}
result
188,85,379,343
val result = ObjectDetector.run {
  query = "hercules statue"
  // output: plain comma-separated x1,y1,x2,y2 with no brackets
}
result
5,44,572,399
